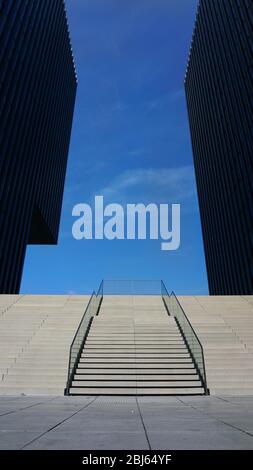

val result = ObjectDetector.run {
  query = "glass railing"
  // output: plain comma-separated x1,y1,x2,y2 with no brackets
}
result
65,282,103,395
102,279,162,295
161,281,208,394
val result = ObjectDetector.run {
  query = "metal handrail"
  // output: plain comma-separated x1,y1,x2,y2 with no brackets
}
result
96,279,104,311
65,281,104,395
161,281,208,394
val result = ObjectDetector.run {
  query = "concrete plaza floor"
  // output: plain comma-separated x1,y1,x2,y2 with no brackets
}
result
0,395,253,450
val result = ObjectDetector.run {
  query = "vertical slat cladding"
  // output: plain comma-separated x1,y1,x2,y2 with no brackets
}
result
0,0,77,293
10,1,65,292
208,0,252,289
1,1,57,292
185,6,231,294
0,0,42,290
196,0,245,293
37,17,77,239
185,0,253,295
1,1,56,292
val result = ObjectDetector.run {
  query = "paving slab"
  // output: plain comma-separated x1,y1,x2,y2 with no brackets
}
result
0,396,253,449
25,431,149,450
147,429,253,450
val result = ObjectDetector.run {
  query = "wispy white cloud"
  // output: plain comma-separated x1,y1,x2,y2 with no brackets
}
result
91,100,127,128
65,183,82,194
146,88,185,112
128,148,147,157
95,165,197,208
110,101,127,113
85,161,106,175
169,88,185,102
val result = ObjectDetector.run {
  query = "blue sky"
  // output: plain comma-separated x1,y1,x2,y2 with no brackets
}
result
21,0,208,295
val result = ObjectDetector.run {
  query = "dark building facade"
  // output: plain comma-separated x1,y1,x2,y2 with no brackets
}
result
0,0,77,293
185,0,253,295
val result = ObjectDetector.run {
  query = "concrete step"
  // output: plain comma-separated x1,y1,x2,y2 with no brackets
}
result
85,340,185,344
90,331,180,335
78,358,193,364
206,365,253,370
76,367,196,374
91,323,177,326
207,378,253,384
207,370,253,376
2,375,66,381
69,387,205,395
86,338,184,342
0,386,64,394
1,379,65,386
88,336,182,339
82,345,187,350
205,354,253,358
81,349,189,354
72,380,202,387
81,355,191,359
74,374,199,380
211,387,253,395
81,355,191,360
89,329,180,332
89,331,181,335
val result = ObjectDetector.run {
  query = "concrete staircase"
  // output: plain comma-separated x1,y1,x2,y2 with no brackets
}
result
0,295,90,394
1,293,253,396
69,295,205,395
179,296,253,395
